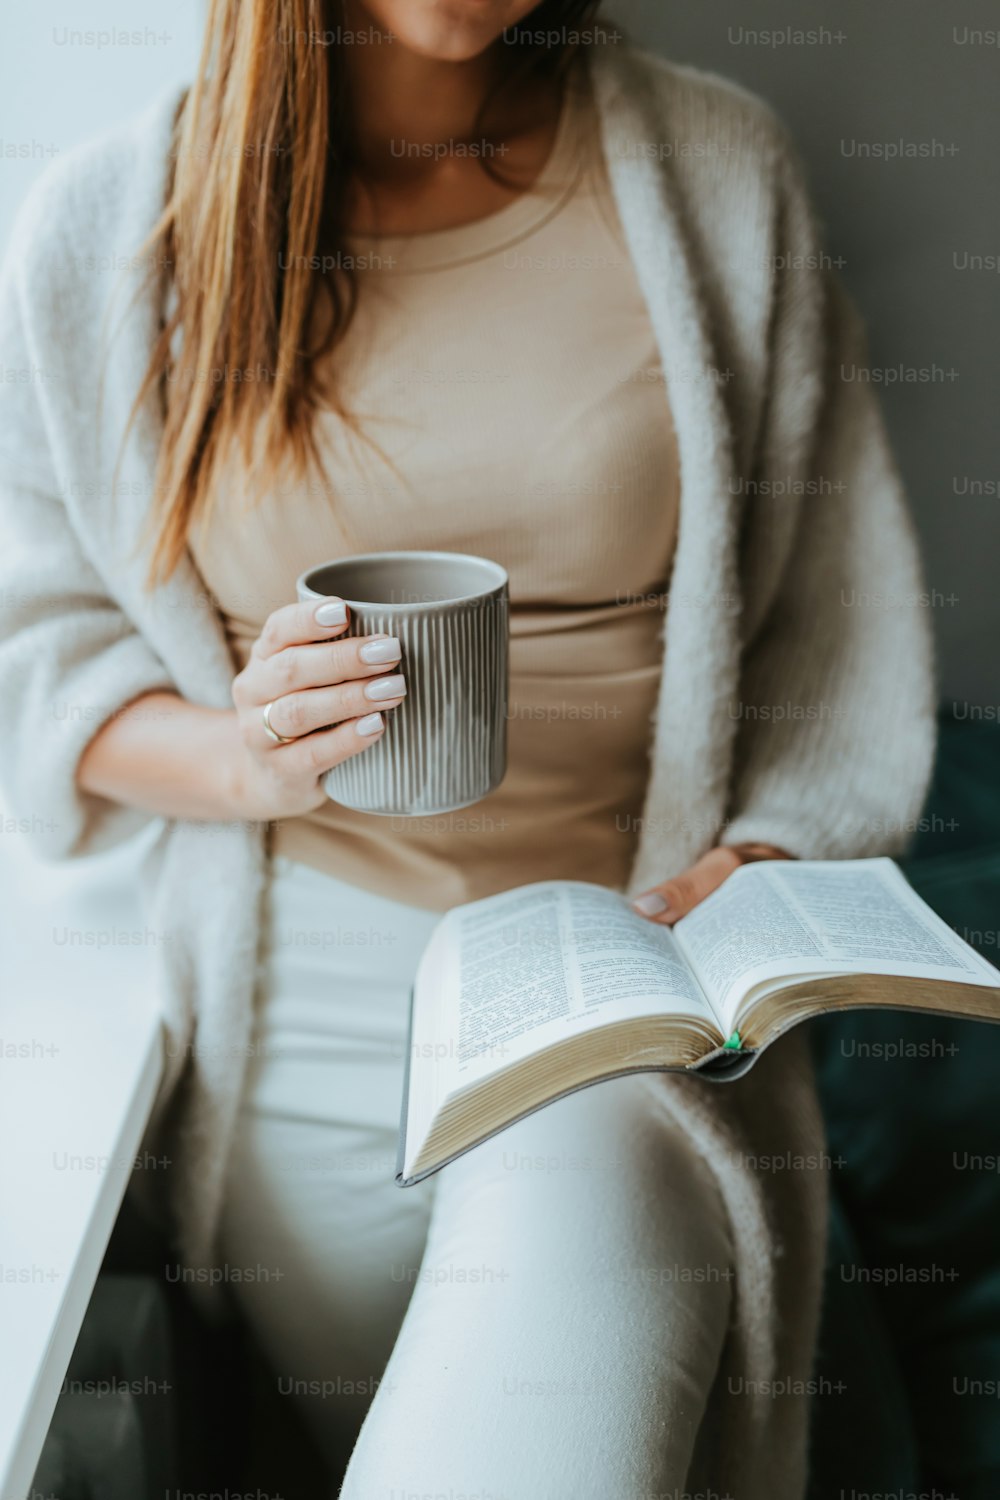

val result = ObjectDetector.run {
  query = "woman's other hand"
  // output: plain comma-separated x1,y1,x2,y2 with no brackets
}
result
631,843,795,926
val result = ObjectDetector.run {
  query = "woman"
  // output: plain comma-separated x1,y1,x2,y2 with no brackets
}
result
0,0,934,1495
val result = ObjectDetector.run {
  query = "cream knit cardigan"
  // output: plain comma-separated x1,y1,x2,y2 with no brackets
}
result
0,46,934,1499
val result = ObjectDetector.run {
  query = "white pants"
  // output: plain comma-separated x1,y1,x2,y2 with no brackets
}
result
219,857,734,1499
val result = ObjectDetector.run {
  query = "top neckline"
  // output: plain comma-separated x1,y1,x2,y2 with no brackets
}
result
345,69,591,274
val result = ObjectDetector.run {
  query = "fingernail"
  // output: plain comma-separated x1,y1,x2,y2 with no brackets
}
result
315,599,348,627
633,892,668,917
356,712,384,737
359,636,401,665
364,674,406,702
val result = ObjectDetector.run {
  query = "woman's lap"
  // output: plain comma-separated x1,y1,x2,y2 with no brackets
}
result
219,859,734,1495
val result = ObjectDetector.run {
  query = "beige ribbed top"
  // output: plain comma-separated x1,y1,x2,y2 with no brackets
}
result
190,70,680,909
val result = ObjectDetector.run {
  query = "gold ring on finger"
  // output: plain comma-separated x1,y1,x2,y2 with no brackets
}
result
262,700,296,746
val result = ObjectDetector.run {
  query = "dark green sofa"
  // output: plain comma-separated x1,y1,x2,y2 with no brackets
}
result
809,712,1000,1498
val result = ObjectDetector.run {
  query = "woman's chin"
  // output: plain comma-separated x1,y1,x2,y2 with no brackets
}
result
363,0,521,63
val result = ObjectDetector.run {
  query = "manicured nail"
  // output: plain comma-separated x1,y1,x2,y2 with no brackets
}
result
315,599,348,627
356,712,384,737
364,674,406,702
633,892,668,917
359,636,401,665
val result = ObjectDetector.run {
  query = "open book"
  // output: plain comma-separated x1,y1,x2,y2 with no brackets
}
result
397,857,1000,1185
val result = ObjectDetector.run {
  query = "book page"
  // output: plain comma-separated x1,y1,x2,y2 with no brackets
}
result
675,857,1000,1032
436,881,716,1088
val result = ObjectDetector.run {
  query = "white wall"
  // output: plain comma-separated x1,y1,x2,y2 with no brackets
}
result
0,1,202,246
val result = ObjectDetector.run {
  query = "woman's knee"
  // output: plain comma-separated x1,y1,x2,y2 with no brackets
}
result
434,1074,733,1269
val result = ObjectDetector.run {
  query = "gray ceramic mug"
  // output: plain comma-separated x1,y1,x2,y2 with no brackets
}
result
297,551,509,816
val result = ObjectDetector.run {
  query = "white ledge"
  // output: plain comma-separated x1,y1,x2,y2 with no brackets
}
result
0,823,164,1500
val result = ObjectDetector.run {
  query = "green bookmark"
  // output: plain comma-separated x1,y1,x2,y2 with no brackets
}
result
723,1031,743,1051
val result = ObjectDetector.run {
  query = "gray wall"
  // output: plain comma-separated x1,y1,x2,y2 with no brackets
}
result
624,0,1000,709
1,1,996,705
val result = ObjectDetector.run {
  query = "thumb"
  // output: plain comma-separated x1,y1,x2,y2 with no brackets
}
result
631,846,743,926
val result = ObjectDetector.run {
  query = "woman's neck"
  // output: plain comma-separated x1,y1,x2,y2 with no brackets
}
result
340,13,564,233
347,31,507,160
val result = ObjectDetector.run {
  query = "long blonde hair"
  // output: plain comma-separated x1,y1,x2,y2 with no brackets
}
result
132,0,602,582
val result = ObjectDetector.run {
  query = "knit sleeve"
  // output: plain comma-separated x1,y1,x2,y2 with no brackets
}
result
721,149,937,860
0,239,176,861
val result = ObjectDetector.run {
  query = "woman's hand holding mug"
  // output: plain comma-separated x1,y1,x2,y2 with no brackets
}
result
228,596,406,821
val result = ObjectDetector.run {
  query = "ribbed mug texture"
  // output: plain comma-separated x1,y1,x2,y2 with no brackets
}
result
298,552,509,816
